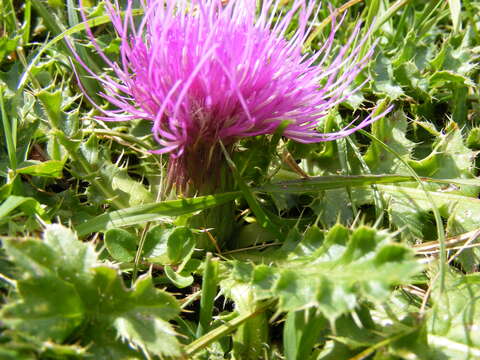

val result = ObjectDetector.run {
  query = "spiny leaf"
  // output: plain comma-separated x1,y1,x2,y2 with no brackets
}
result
223,224,421,322
93,267,181,357
364,109,415,174
429,270,480,359
375,184,480,236
409,122,477,189
1,276,84,342
371,53,405,99
1,224,181,358
76,135,153,207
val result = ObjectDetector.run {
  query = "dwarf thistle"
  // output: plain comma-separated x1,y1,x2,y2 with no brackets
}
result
71,0,390,194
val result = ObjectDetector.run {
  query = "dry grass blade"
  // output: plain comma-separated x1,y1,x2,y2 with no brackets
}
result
414,229,480,256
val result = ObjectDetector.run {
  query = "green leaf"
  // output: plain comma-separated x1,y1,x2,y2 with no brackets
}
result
0,36,19,64
375,184,480,235
104,229,137,263
0,332,88,360
310,189,354,226
284,309,327,360
447,0,461,32
232,308,269,360
42,224,97,280
0,195,45,219
429,270,480,359
429,70,474,87
221,280,270,359
391,31,434,72
76,135,153,207
84,329,143,360
393,62,429,100
16,160,64,178
220,141,279,237
164,265,194,288
364,109,415,174
37,89,63,130
409,122,477,184
223,225,421,322
96,162,153,207
37,89,80,137
144,225,195,265
96,270,181,357
1,239,57,277
114,315,181,358
372,53,404,99
1,224,181,357
430,31,477,76
31,0,63,36
1,276,84,342
467,128,480,150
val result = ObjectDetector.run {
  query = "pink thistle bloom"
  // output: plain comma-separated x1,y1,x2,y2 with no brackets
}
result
72,0,390,191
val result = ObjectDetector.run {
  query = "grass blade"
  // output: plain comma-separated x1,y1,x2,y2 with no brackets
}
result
76,191,241,236
0,86,17,170
196,253,219,337
185,300,275,357
257,174,413,194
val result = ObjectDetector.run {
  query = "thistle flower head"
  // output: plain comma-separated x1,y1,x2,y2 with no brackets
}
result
73,0,389,191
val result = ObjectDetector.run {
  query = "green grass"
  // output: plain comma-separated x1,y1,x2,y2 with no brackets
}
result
1,0,480,359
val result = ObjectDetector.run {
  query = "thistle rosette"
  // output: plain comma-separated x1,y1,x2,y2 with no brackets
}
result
71,0,390,192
